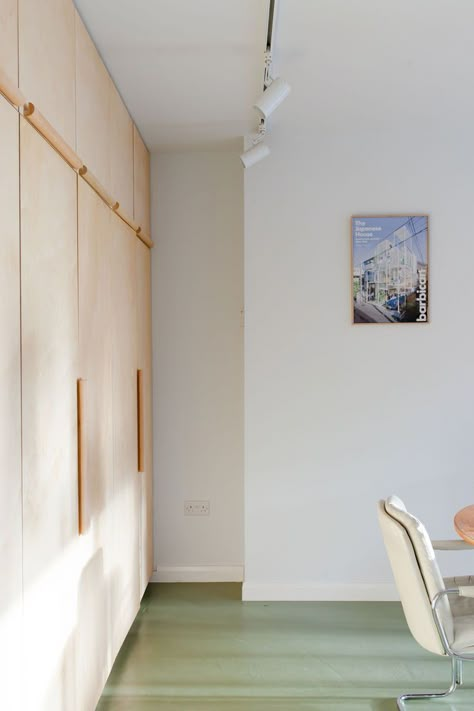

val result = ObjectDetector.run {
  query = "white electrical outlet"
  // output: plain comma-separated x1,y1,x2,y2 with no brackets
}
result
184,500,210,516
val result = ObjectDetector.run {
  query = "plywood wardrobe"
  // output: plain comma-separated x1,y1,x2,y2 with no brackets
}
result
0,1,154,709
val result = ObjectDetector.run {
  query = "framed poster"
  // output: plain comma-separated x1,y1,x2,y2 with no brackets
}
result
352,215,429,324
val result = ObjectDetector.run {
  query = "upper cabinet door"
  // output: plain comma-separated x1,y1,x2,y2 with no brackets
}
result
110,83,134,217
75,11,111,190
0,95,22,711
0,0,18,84
20,118,78,711
133,126,151,235
19,0,76,147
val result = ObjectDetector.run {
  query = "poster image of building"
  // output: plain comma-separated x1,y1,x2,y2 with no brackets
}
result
352,215,428,324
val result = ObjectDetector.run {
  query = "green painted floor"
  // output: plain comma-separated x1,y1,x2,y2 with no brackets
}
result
97,584,474,710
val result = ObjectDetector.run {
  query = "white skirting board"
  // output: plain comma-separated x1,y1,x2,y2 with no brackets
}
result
151,566,244,583
241,583,399,601
150,571,398,600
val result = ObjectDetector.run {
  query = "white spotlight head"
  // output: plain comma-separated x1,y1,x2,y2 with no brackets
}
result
240,142,270,168
254,77,291,119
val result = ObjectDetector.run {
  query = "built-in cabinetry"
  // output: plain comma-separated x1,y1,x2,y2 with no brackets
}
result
0,1,153,709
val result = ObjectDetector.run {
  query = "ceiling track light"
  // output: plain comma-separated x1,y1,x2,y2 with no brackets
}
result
240,121,270,168
254,70,291,120
241,0,289,168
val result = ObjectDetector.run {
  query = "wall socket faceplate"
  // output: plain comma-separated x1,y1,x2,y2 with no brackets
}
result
184,500,210,516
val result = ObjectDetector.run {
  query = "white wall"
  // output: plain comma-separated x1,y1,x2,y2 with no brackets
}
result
151,149,244,581
244,0,474,600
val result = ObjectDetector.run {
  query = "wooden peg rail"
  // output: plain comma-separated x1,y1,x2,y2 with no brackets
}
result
79,166,119,210
115,203,140,233
0,66,153,249
24,103,83,171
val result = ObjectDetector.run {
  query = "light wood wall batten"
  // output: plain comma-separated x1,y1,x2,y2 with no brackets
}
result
0,94,22,711
75,10,111,191
23,102,83,171
0,0,18,85
20,117,78,710
133,125,151,235
19,0,76,148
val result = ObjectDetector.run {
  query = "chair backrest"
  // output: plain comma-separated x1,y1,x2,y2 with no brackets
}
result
378,495,452,655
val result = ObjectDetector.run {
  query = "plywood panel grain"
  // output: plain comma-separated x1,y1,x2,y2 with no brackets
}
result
110,83,134,216
75,11,111,192
110,211,140,655
0,0,18,84
136,241,154,596
0,95,22,711
20,118,78,711
19,0,76,148
77,179,114,709
133,125,151,235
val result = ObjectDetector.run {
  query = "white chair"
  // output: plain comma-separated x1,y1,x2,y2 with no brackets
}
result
378,495,474,709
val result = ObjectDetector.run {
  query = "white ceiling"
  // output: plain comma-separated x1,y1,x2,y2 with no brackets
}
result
74,0,270,150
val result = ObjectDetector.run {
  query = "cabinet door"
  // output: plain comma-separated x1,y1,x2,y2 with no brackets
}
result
76,179,114,709
0,96,22,711
110,83,134,217
75,11,111,189
110,212,140,655
136,241,153,596
19,0,76,147
20,119,78,711
0,0,18,84
133,125,150,234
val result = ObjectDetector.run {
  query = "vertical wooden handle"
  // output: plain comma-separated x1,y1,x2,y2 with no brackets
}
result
77,378,87,534
137,370,144,472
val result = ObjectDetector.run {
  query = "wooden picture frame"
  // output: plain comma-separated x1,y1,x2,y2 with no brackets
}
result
351,215,429,324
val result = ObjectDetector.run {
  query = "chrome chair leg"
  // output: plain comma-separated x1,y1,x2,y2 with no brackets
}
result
397,656,458,710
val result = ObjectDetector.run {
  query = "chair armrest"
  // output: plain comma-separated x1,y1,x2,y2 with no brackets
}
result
433,539,473,550
432,587,474,659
